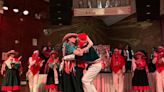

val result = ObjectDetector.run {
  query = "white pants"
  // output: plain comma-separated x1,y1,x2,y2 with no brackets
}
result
112,70,124,92
28,72,39,92
156,70,164,92
82,62,102,92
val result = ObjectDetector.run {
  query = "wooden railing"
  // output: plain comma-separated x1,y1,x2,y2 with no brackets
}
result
74,6,132,16
73,0,131,8
73,0,133,16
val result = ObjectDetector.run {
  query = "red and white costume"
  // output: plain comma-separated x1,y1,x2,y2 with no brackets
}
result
110,48,125,92
27,50,44,92
153,46,164,92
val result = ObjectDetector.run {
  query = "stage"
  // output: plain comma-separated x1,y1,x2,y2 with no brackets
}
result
15,72,157,92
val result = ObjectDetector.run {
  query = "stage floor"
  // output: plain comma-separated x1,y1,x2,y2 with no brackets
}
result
94,73,156,92
0,73,157,92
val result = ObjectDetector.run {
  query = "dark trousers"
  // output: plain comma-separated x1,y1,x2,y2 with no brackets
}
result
125,61,132,72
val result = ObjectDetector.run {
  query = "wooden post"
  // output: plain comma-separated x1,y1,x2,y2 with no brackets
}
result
161,16,164,44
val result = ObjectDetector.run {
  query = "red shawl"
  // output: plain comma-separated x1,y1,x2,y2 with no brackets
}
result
155,54,164,73
110,53,125,73
30,53,42,75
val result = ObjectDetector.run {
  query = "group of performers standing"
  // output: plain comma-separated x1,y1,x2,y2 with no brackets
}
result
0,32,102,92
1,32,164,92
110,45,164,92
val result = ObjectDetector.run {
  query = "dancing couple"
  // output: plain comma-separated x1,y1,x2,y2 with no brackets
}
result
60,33,102,92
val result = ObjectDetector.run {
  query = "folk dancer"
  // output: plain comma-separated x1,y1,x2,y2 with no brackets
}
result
27,50,44,92
110,48,125,92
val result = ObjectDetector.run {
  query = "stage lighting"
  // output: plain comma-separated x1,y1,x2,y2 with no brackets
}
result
3,6,8,10
13,8,19,13
23,10,29,15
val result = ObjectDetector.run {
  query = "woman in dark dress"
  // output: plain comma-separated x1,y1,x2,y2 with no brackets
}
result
132,51,150,92
59,33,84,92
1,50,22,91
45,50,59,92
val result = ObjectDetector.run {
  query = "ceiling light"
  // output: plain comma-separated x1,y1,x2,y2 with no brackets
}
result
35,13,41,19
23,10,29,15
13,8,19,13
3,6,8,10
20,18,24,21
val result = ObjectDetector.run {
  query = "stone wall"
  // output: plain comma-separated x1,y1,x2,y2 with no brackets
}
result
40,15,161,55
106,15,161,54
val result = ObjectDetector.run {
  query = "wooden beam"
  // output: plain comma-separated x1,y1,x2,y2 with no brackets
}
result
0,10,3,14
0,0,3,14
73,6,133,16
161,0,164,15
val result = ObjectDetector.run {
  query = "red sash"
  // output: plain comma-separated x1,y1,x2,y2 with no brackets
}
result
64,61,75,74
